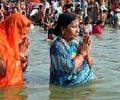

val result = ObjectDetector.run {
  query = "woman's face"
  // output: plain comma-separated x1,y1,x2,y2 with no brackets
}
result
62,18,80,42
19,24,31,42
22,25,30,35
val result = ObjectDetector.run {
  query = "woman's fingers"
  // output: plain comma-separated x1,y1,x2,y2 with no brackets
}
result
87,36,91,46
80,44,88,57
84,35,92,47
80,35,92,57
83,35,89,45
23,37,31,48
19,36,31,55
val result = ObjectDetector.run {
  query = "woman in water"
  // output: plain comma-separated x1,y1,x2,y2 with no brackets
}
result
0,13,31,87
50,13,94,86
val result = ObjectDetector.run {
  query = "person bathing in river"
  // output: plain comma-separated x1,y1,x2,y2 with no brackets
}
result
49,13,94,86
0,13,31,87
92,20,104,40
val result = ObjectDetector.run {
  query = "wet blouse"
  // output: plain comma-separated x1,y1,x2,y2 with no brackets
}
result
50,36,94,86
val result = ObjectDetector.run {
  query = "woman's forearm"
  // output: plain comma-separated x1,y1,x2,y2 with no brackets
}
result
86,54,93,67
74,54,85,71
20,54,28,72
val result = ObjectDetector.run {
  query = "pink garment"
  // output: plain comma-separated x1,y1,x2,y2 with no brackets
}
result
92,24,103,34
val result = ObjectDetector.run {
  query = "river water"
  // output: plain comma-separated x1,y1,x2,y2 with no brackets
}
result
0,26,120,100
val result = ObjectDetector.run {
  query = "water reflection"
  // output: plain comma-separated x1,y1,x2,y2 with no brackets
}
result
0,86,27,100
48,82,95,100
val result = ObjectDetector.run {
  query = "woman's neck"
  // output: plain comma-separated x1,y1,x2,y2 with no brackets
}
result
61,36,72,43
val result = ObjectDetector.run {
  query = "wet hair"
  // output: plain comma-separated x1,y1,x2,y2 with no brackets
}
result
54,13,76,36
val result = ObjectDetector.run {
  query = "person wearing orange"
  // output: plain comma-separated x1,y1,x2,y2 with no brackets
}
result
0,13,31,87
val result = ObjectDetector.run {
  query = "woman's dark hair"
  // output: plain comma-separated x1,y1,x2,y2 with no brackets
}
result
54,13,76,36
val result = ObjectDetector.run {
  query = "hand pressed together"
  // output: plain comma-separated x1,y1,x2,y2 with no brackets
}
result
19,36,31,72
78,35,92,58
19,36,31,56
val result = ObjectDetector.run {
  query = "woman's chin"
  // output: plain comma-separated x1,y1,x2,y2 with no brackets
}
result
71,37,76,40
73,35,78,39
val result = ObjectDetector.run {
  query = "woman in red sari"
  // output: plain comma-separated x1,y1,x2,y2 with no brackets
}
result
0,13,31,87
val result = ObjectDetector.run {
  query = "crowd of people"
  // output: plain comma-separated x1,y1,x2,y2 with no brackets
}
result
0,0,120,87
0,0,120,39
28,0,120,40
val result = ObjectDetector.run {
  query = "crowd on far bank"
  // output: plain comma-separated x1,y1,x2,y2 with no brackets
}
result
28,0,120,40
0,0,120,39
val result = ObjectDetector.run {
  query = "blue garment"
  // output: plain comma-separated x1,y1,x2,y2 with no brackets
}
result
80,1,87,10
50,36,94,86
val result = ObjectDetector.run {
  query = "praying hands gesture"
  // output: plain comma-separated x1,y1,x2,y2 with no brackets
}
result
78,34,93,67
19,36,31,71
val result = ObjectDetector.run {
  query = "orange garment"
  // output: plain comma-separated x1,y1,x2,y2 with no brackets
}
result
0,13,31,87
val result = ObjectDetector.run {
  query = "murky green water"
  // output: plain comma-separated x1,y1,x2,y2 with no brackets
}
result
0,26,120,100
